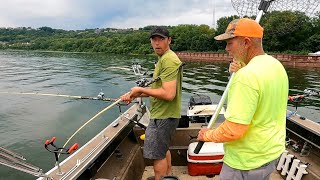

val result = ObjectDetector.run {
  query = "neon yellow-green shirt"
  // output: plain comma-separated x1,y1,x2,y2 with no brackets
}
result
224,54,288,170
150,50,182,119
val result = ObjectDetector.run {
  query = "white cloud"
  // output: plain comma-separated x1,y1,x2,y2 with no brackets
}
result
0,0,73,19
0,0,94,29
0,17,16,28
107,8,213,29
10,0,320,30
105,0,237,29
0,0,317,30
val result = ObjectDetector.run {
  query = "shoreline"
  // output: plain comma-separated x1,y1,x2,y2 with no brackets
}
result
176,52,320,68
2,49,320,68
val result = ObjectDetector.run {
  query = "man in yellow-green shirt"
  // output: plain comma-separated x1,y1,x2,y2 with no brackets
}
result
121,27,182,180
197,18,288,180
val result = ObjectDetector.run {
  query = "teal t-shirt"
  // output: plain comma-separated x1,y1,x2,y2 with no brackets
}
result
150,50,182,119
224,54,289,170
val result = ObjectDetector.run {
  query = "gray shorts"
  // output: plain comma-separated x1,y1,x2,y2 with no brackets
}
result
220,158,279,180
143,118,179,160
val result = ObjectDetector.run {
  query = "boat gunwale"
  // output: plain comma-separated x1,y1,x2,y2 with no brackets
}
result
39,103,146,180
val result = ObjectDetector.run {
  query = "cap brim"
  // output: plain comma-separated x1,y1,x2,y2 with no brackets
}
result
150,33,168,38
214,33,235,41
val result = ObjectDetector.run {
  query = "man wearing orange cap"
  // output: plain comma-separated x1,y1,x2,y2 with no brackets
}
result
197,18,289,179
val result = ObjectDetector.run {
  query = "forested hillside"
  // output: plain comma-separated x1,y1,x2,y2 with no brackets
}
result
0,11,319,55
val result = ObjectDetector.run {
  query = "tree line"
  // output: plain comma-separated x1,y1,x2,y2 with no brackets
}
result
0,11,319,55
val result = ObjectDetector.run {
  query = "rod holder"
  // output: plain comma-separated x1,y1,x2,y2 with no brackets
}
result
277,151,309,180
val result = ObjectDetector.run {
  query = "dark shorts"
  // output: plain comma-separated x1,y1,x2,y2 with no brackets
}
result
220,158,279,180
143,118,179,160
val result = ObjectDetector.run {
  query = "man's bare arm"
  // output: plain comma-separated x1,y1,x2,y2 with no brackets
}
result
139,80,177,101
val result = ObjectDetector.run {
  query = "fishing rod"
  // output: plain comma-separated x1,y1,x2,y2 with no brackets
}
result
1,64,153,102
61,76,161,149
49,76,160,175
0,147,25,161
0,64,155,177
194,0,275,154
0,147,50,178
0,91,116,102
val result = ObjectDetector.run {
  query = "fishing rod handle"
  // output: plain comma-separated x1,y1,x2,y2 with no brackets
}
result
45,137,56,145
68,143,79,154
194,141,205,154
288,95,305,102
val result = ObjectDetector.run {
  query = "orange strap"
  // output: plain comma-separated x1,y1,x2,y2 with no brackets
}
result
203,120,249,143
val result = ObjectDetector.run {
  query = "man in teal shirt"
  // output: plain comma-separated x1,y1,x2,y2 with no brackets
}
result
121,27,182,180
198,18,289,180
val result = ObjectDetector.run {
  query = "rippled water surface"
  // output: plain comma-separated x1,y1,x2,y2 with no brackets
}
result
0,51,319,179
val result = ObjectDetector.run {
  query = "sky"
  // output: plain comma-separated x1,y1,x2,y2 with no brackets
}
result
0,0,237,30
0,0,319,30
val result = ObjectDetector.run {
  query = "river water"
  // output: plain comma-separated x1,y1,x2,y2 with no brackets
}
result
0,51,319,179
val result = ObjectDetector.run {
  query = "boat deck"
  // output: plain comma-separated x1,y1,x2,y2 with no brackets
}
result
40,105,320,180
142,166,283,180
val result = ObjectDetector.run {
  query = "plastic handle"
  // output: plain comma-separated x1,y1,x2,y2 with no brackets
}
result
288,95,305,101
194,141,204,154
45,140,50,145
288,96,294,101
50,137,56,144
68,143,79,154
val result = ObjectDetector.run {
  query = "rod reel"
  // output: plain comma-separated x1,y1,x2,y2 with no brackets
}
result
136,76,161,87
303,88,319,97
132,63,145,76
132,63,153,77
96,90,105,100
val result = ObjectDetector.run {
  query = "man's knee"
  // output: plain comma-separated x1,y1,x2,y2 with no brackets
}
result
154,159,168,171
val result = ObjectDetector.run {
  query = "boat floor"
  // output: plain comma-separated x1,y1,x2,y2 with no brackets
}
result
141,166,283,180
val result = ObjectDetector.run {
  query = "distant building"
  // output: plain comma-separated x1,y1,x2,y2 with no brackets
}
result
308,51,320,56
95,28,102,34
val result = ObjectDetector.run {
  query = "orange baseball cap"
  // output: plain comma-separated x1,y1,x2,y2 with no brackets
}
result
214,18,264,41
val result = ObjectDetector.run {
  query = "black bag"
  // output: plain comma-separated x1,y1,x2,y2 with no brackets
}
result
189,94,212,109
188,94,212,123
